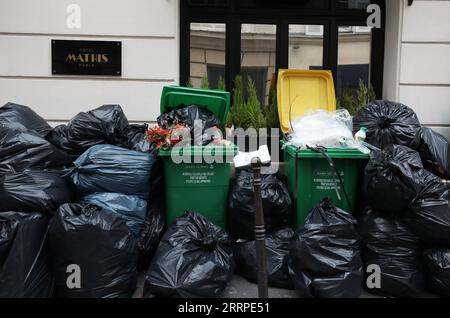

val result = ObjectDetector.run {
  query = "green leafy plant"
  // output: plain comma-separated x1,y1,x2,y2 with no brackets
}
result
245,78,266,130
217,76,226,91
200,75,210,89
338,80,376,115
356,79,376,109
185,79,193,88
264,88,280,129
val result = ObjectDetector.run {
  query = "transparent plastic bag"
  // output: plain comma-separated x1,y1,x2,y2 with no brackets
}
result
284,109,354,149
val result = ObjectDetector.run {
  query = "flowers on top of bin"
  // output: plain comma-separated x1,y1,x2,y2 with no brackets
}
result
146,123,190,153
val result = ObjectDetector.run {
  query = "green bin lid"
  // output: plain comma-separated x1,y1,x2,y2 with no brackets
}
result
160,86,230,124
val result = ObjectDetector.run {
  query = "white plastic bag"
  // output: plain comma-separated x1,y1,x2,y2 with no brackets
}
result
284,109,354,149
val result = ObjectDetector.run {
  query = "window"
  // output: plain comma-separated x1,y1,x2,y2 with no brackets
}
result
241,24,276,105
289,24,324,70
337,25,373,98
338,0,371,9
189,23,226,89
180,0,385,101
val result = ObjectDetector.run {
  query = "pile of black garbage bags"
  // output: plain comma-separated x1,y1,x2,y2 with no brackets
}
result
0,102,165,298
2,99,450,299
353,100,450,297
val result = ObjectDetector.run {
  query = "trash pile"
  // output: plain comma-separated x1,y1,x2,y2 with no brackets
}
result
0,102,164,298
288,198,363,298
144,211,235,298
2,97,450,299
228,169,292,240
283,109,369,154
354,100,450,297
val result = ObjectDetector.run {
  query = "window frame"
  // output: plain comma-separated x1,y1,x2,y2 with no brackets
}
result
180,0,385,98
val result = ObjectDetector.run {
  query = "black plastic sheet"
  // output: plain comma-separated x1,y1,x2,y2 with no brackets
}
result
365,145,446,213
144,211,234,298
48,203,139,298
403,191,450,246
417,127,450,179
80,192,147,236
228,170,292,240
359,208,425,297
67,144,155,199
0,212,53,298
288,198,363,298
122,124,151,153
46,104,130,156
424,248,450,297
234,227,294,289
0,170,74,214
0,126,73,176
0,102,51,138
353,100,421,149
137,198,167,271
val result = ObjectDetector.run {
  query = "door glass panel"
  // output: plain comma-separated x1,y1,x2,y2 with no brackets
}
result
189,23,226,89
241,24,276,106
288,24,324,70
337,25,373,103
337,0,371,9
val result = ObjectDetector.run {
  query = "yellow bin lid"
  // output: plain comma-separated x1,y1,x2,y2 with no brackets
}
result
277,69,336,134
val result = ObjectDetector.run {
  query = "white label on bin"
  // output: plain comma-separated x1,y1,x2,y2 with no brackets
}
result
182,171,214,184
313,171,344,191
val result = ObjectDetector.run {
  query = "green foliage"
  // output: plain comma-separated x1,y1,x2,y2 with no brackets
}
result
356,79,376,109
185,79,193,88
200,75,210,89
338,80,376,115
245,78,266,130
217,76,226,91
264,88,280,129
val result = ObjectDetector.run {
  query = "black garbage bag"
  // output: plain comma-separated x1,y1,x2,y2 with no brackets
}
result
288,198,362,298
46,104,129,156
288,198,363,298
137,198,167,271
424,248,450,297
67,144,155,199
48,203,139,298
402,191,450,246
0,102,51,138
157,105,221,146
365,144,446,213
228,170,292,240
416,127,450,179
359,208,425,297
234,227,294,289
0,126,73,176
144,211,235,298
121,124,151,153
353,100,421,149
0,170,74,214
0,212,53,298
80,192,147,236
